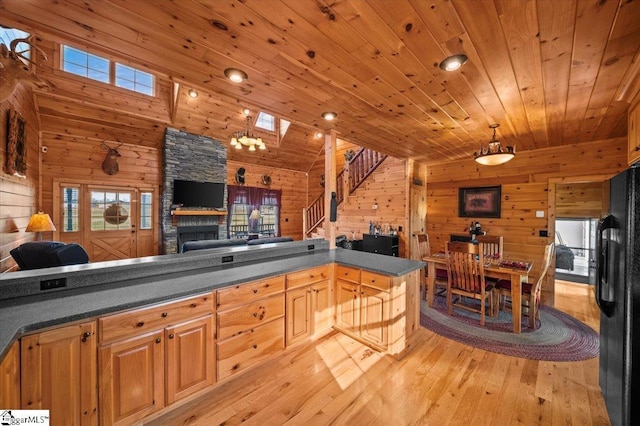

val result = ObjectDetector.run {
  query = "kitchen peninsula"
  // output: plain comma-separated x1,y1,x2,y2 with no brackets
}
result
0,239,422,425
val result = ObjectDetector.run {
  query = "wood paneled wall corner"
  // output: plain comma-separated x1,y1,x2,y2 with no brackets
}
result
426,137,627,306
0,86,40,272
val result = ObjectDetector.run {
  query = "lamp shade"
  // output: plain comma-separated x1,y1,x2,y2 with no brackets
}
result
26,212,56,233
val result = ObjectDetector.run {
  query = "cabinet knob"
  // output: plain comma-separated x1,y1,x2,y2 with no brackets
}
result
636,146,640,152
169,333,174,339
155,338,161,344
136,322,145,327
253,289,258,294
253,344,258,349
161,312,168,317
81,331,91,342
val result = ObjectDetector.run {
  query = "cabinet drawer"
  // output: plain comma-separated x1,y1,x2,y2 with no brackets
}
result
217,318,284,381
335,265,360,284
286,265,330,289
361,270,390,291
217,294,284,340
99,293,214,343
217,275,284,310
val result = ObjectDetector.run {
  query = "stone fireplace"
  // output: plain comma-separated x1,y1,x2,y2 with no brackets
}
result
162,128,227,253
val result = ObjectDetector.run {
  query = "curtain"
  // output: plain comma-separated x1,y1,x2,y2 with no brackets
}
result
227,185,282,236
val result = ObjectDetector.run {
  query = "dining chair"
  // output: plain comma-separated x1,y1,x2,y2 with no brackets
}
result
445,241,496,326
496,242,555,329
475,235,503,259
414,233,448,300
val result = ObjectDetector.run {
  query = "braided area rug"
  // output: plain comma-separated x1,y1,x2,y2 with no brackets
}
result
420,296,599,361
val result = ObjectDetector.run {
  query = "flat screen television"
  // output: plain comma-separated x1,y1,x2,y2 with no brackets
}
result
172,179,225,208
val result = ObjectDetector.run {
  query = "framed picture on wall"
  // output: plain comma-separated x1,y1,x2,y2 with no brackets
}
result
458,185,501,218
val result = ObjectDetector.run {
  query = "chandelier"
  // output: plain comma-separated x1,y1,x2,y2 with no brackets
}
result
230,115,265,151
474,124,515,166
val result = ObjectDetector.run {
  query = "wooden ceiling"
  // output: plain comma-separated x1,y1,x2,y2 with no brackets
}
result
1,0,640,172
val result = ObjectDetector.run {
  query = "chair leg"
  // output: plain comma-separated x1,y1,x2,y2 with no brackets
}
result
529,293,537,329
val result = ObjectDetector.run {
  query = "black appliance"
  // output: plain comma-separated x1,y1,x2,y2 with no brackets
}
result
596,166,640,426
172,179,225,208
363,234,398,257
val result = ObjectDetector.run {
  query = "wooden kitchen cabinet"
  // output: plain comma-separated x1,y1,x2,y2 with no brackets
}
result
0,341,20,409
285,265,333,346
99,330,165,425
629,100,640,165
165,315,215,404
98,292,214,425
334,267,393,351
21,321,97,426
216,276,285,381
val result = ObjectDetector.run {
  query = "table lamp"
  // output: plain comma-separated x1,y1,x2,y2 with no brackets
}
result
26,211,56,241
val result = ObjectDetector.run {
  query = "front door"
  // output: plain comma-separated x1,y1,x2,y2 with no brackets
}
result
54,182,157,261
86,187,136,261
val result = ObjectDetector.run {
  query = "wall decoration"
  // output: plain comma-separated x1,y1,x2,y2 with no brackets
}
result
458,185,501,218
6,108,27,178
101,141,123,175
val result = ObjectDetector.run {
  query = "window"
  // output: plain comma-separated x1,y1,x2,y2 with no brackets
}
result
140,192,153,229
255,112,275,132
62,45,109,83
61,45,155,95
91,191,131,231
0,27,30,59
116,64,154,96
227,186,281,239
61,186,80,232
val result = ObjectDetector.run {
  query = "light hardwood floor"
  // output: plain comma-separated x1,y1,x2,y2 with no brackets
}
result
146,280,609,425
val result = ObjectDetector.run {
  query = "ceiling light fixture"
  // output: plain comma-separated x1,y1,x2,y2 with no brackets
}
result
230,115,265,151
322,111,337,121
474,124,515,166
188,89,198,98
224,67,248,83
439,54,468,71
315,132,323,138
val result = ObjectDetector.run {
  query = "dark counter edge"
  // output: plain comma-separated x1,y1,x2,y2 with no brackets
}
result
0,241,424,360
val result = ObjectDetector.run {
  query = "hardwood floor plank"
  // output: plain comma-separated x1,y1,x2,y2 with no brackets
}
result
146,281,610,426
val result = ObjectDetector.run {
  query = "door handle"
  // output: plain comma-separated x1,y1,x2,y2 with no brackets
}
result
596,214,615,317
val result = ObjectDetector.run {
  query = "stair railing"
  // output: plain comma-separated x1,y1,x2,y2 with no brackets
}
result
347,148,387,194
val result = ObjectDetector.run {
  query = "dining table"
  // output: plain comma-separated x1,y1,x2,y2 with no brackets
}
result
423,253,534,334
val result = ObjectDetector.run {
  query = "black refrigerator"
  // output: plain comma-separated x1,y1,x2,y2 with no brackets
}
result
596,165,640,426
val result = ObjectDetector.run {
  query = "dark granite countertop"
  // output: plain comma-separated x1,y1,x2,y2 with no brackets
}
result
0,240,423,360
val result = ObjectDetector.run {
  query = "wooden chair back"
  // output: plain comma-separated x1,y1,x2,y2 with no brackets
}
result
415,233,431,259
475,235,503,259
532,242,555,298
445,241,486,294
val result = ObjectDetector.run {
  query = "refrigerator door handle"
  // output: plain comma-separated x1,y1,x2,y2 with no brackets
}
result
596,214,615,316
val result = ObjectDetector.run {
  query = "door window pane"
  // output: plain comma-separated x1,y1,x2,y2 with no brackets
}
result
91,191,131,230
61,187,79,232
140,192,153,230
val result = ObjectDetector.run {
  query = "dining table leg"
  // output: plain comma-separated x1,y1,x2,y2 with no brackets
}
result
511,273,523,334
427,261,436,307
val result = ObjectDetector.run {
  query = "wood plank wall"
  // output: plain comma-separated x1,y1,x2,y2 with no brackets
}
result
226,160,307,241
0,86,39,272
426,137,627,304
555,182,606,218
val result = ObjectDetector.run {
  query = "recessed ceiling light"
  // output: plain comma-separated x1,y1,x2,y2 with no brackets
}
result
315,132,323,138
242,108,250,116
439,54,468,71
188,89,198,98
322,111,337,121
224,68,248,83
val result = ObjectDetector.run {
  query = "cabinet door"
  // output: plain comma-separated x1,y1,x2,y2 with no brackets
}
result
360,285,389,349
0,341,20,408
21,321,97,426
335,280,360,334
99,330,164,426
166,315,215,404
286,286,312,346
311,279,332,337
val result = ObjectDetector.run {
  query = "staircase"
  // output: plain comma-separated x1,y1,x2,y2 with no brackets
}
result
304,147,387,238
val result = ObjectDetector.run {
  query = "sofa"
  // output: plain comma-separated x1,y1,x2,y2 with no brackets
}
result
10,241,89,270
181,237,294,253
